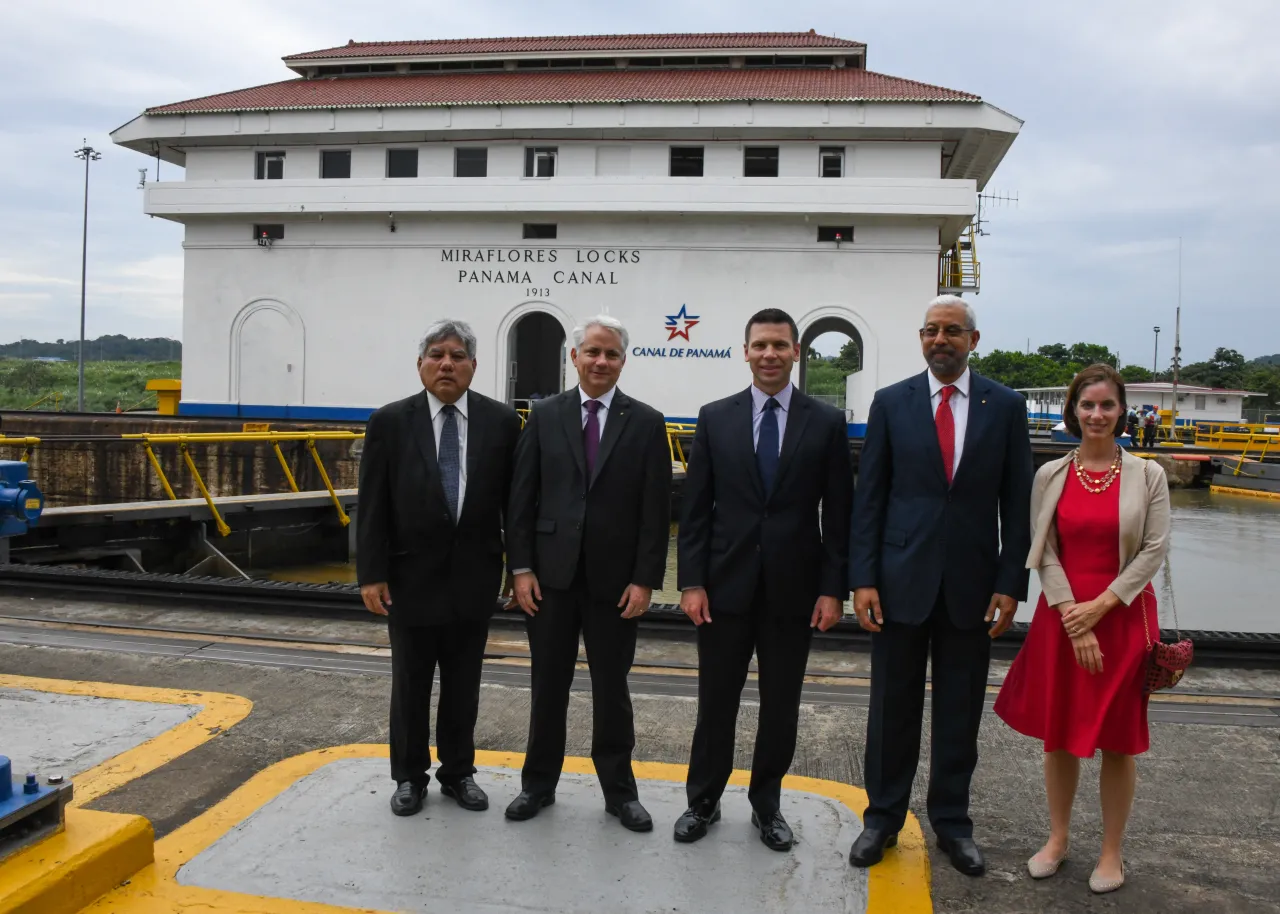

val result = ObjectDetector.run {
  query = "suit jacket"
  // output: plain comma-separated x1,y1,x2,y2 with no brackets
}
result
356,389,521,626
1028,449,1170,607
849,370,1034,627
677,386,852,616
506,387,672,602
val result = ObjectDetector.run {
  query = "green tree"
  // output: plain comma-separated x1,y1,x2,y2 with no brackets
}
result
971,351,1075,389
832,338,862,374
1181,347,1247,388
1120,365,1154,383
1037,343,1070,364
1067,343,1117,367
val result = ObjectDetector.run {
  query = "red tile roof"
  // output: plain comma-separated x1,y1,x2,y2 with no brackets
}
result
145,68,977,115
284,32,865,60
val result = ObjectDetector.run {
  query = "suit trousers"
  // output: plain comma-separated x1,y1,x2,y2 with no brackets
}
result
685,589,814,814
521,562,640,805
863,591,992,839
388,617,490,786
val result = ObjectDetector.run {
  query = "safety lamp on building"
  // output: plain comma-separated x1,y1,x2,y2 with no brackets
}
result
258,231,273,248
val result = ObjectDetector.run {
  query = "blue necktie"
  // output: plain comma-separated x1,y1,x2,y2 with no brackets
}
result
439,404,461,522
757,397,780,494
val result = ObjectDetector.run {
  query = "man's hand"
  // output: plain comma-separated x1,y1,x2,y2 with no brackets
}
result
1071,630,1103,674
618,584,653,620
360,582,391,616
853,587,883,632
985,593,1018,638
681,586,711,626
810,595,844,632
514,571,542,616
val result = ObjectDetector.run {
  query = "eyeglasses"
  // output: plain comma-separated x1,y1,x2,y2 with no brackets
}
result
919,325,973,340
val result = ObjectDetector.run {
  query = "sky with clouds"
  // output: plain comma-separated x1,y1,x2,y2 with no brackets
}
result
2,0,1277,366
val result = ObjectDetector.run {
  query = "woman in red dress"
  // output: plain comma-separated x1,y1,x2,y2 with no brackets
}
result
994,364,1170,895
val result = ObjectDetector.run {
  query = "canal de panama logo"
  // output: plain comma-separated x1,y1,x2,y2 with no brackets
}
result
631,304,732,359
665,304,700,341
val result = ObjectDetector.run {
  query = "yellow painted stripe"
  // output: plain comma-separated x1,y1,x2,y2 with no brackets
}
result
0,808,153,914
0,675,253,805
83,744,932,914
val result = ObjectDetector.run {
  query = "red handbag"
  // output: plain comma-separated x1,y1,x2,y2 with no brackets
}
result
1139,574,1193,694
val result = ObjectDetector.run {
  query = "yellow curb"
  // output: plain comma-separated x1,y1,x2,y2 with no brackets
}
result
0,808,153,914
82,744,931,914
0,675,253,805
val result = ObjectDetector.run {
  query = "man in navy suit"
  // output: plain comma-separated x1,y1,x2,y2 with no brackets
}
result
847,295,1033,876
674,308,852,852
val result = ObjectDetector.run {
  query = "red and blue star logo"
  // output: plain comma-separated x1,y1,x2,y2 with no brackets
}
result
665,304,700,341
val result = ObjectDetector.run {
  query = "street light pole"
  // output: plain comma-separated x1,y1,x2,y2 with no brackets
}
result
1152,326,1161,375
73,140,101,412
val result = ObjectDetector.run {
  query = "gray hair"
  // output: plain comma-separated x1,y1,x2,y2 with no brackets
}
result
572,315,629,354
924,294,977,330
419,319,477,359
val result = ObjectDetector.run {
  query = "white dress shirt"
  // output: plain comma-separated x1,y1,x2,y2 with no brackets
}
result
928,367,970,478
578,384,617,440
426,389,468,513
750,382,793,454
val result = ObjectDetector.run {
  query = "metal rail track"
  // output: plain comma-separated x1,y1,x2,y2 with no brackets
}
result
2,562,1277,662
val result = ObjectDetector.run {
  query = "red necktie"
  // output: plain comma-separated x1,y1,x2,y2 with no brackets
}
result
935,385,956,485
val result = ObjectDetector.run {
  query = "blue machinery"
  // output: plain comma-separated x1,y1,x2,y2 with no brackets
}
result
0,461,60,860
0,459,43,565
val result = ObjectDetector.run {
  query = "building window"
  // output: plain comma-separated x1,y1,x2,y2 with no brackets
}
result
524,147,558,178
1195,395,1207,410
819,146,845,178
743,146,779,177
253,224,285,242
386,149,418,178
817,226,853,243
255,151,285,180
455,147,488,177
669,146,705,177
523,223,557,239
320,150,351,179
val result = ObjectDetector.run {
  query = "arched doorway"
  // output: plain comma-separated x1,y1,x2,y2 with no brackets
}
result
799,317,863,411
507,311,567,408
232,300,304,407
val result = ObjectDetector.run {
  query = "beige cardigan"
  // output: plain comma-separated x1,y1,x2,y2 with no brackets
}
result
1026,449,1170,607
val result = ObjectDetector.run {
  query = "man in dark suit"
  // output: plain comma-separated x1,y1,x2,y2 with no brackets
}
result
505,315,672,831
674,308,852,852
847,295,1033,876
357,319,521,817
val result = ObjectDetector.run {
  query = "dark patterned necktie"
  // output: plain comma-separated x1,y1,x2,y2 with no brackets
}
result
757,397,780,494
439,404,461,521
584,399,601,480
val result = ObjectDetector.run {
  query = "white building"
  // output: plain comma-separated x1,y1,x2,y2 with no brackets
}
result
1020,382,1264,424
111,32,1021,431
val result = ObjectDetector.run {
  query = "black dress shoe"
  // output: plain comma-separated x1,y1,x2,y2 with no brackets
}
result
504,790,555,821
750,809,794,852
606,799,653,832
937,835,986,877
439,776,489,811
389,781,427,817
848,827,898,867
673,800,721,843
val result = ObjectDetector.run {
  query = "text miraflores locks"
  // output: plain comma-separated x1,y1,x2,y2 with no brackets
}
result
443,248,642,286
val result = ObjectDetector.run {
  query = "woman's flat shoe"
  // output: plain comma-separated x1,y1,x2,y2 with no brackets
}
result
1089,864,1125,894
1026,847,1068,879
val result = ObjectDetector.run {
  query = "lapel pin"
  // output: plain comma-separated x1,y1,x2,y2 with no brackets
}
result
982,399,987,404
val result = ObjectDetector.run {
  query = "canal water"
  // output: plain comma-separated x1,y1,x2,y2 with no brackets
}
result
264,489,1280,635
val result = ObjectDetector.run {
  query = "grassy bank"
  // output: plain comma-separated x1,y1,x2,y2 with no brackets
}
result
0,359,181,412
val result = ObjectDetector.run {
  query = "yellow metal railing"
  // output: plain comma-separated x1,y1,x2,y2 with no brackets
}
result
1193,423,1280,454
939,223,980,293
666,423,695,473
121,432,361,535
23,392,63,411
